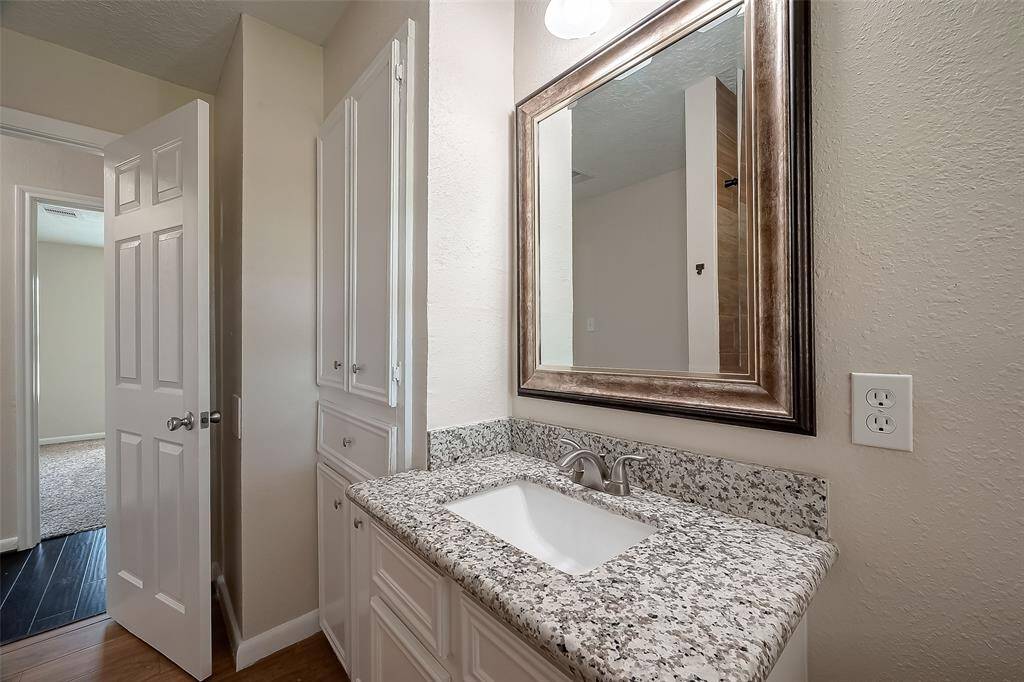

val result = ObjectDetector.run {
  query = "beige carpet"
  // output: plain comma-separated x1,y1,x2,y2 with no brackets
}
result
39,439,106,539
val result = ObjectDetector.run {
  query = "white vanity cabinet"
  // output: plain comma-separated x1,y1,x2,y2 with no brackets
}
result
316,463,352,668
335,513,807,682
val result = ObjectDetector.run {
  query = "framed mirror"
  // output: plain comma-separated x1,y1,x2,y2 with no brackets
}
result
516,0,814,434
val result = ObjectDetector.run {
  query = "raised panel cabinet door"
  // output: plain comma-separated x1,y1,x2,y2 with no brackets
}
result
369,597,450,682
458,592,568,682
317,462,352,670
345,36,402,407
349,506,372,682
369,522,449,658
316,101,348,391
104,99,212,680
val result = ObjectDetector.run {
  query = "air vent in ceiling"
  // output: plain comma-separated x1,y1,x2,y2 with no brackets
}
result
43,205,79,219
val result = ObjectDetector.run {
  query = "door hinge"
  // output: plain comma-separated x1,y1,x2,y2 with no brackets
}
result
394,62,405,83
392,363,402,384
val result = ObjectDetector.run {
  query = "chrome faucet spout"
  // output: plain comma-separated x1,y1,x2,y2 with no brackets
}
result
557,449,608,490
555,437,647,496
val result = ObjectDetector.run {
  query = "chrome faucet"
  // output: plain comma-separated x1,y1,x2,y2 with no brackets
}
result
556,437,647,496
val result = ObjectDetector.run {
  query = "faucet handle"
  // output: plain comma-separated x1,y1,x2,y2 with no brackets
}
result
607,454,648,496
557,437,585,483
558,436,581,451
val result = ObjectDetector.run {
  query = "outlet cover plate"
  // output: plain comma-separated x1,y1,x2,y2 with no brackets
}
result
851,373,913,451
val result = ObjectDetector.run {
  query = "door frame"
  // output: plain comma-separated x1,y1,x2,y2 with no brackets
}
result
14,186,104,550
5,108,118,551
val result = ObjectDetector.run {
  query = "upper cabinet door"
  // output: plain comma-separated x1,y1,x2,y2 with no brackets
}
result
317,101,349,391
347,38,402,407
317,30,408,408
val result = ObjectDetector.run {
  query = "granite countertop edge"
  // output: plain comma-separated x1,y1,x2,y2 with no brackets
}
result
347,452,838,682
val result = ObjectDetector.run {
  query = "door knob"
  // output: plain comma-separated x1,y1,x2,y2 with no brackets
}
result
167,411,195,432
200,411,222,429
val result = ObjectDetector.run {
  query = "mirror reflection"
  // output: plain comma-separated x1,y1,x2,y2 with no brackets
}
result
536,6,749,375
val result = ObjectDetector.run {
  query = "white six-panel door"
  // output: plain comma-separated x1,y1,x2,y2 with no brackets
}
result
104,100,211,680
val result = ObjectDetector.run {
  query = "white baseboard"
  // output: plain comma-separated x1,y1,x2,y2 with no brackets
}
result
39,432,105,446
1,537,19,553
213,570,319,671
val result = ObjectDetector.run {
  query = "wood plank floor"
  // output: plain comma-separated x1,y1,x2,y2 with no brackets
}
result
0,600,348,681
1,529,107,645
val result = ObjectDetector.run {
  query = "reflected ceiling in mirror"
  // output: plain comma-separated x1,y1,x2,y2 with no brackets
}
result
535,7,749,375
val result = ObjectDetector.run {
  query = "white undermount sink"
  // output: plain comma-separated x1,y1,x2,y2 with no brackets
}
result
443,481,656,575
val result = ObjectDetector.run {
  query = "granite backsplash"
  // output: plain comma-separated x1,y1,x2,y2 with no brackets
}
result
427,417,829,540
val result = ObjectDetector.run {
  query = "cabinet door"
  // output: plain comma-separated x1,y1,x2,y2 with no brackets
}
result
369,596,450,682
349,505,372,682
346,36,402,407
458,592,568,681
317,462,351,669
316,103,348,391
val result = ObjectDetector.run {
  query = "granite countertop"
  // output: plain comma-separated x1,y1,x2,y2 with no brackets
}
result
347,453,837,682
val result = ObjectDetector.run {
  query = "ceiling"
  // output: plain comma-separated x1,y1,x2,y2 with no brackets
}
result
37,203,104,248
568,11,744,200
0,0,350,93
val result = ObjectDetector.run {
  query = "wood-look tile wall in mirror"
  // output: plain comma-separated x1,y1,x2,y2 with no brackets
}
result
517,0,815,434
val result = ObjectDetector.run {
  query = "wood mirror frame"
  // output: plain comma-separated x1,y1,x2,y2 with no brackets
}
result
516,0,814,434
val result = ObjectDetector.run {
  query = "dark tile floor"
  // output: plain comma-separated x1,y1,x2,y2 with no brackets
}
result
0,527,106,645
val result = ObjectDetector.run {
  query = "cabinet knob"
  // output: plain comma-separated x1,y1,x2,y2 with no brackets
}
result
353,518,363,529
333,499,343,510
342,437,353,447
351,363,364,374
333,360,342,370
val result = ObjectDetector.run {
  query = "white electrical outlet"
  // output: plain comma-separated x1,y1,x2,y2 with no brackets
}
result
851,373,913,451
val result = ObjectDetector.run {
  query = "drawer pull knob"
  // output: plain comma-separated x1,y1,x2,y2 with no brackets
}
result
342,437,353,447
333,499,343,510
353,518,364,529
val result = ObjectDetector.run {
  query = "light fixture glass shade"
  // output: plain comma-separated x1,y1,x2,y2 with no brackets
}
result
544,0,611,40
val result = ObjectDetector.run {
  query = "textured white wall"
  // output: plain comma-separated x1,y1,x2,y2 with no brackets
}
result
426,0,515,429
37,242,105,440
512,0,1024,678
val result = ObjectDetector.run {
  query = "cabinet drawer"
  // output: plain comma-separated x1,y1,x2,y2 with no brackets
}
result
317,400,396,480
459,592,568,682
369,596,450,682
370,522,450,659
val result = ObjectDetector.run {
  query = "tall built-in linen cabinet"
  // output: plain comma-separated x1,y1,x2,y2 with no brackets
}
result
315,19,415,682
